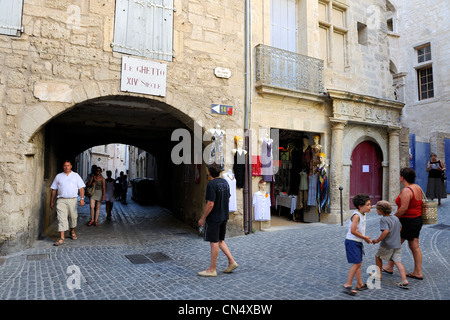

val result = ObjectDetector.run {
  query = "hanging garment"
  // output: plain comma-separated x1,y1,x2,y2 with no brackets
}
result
224,174,237,212
261,139,273,182
297,172,309,210
316,167,329,214
252,155,262,176
209,129,225,170
307,173,318,206
233,150,246,188
253,191,271,221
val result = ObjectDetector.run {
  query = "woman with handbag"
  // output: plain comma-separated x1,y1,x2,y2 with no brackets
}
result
426,153,447,206
382,168,423,280
87,167,106,226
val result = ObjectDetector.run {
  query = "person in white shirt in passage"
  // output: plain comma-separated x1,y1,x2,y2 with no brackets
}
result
50,160,86,246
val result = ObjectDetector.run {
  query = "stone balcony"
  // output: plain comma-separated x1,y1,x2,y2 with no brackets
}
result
255,44,325,101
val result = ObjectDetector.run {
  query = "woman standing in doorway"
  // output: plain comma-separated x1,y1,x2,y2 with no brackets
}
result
426,153,447,206
87,167,105,226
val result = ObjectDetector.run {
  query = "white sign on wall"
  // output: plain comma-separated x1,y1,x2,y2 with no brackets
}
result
121,56,167,97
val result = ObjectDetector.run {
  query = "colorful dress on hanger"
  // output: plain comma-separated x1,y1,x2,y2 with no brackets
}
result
316,166,329,214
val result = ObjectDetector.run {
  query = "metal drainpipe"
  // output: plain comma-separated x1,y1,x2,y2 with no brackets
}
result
243,0,252,235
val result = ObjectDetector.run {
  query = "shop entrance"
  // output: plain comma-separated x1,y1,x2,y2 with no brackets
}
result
272,129,325,223
349,141,383,208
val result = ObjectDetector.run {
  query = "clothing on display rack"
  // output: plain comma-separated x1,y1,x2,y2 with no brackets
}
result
307,172,318,206
253,190,271,221
233,136,247,189
223,170,237,212
261,138,273,182
317,166,329,213
208,125,225,170
297,171,309,210
233,151,245,188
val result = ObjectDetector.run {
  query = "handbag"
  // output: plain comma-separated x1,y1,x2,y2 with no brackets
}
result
420,187,437,225
86,182,96,197
441,171,447,181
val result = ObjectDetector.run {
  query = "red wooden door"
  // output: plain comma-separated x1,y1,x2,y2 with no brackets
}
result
350,141,383,208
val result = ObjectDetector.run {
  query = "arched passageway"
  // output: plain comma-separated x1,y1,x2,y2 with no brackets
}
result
39,95,205,240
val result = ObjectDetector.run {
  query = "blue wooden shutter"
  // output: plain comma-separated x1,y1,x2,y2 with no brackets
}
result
113,0,174,61
0,0,24,36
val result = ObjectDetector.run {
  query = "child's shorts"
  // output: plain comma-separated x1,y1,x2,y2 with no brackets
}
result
376,246,402,262
345,239,364,264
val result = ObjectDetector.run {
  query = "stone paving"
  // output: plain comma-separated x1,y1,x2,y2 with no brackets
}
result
0,192,448,302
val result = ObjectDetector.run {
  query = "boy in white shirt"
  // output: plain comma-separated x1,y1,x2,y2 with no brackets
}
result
343,194,372,296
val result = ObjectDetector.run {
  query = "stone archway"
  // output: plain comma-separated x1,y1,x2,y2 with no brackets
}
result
2,89,214,255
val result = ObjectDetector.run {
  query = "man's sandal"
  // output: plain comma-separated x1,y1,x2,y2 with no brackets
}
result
54,238,65,246
70,233,77,240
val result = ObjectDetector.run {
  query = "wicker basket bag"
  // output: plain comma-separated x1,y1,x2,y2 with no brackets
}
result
420,188,438,225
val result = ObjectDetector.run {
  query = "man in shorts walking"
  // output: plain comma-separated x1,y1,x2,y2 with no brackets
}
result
198,164,238,277
50,160,85,246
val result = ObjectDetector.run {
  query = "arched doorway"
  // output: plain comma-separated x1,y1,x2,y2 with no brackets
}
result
39,95,206,239
349,141,383,208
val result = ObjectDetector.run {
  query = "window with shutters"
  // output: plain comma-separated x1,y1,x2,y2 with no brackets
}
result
415,44,434,101
271,0,297,52
318,0,348,71
0,0,24,37
112,0,174,62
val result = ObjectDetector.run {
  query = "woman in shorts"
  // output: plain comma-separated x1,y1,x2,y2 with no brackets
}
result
382,168,423,280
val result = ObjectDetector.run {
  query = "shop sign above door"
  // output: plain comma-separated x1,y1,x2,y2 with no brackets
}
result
211,104,233,115
121,56,167,97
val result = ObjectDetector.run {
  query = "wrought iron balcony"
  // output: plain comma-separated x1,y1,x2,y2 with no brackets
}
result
255,44,325,96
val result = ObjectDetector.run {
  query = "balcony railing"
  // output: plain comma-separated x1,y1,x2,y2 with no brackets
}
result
255,44,325,95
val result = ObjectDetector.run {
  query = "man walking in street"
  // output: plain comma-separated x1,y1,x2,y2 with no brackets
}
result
50,160,86,246
198,163,238,277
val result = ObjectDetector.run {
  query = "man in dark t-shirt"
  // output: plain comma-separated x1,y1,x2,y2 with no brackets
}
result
198,164,238,277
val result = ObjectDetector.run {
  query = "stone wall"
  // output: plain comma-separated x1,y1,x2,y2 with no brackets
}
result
0,0,247,254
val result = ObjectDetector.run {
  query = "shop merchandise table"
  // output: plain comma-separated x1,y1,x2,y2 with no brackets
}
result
275,194,297,216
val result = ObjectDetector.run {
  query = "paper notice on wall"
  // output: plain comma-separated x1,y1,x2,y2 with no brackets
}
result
362,165,370,173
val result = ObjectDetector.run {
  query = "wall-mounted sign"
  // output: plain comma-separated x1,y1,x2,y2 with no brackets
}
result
121,56,167,97
211,104,233,115
214,67,232,79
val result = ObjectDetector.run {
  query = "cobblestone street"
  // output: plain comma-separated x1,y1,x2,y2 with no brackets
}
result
0,193,448,306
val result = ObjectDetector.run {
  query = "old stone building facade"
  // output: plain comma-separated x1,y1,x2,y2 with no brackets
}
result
388,0,450,193
250,0,403,227
0,0,405,254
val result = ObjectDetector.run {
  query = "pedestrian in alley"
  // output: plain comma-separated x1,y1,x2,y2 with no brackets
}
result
343,194,372,295
120,174,128,204
383,167,424,281
197,163,238,277
87,167,105,226
426,153,447,206
371,200,409,289
50,160,86,246
105,170,115,220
